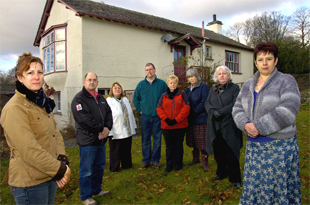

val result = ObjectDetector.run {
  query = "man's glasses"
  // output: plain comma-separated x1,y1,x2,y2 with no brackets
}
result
86,79,97,83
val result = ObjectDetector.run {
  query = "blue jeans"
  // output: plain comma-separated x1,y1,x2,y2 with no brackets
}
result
79,144,106,201
10,180,56,205
140,114,162,164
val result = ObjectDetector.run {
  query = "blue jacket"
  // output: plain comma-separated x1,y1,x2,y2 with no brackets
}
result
185,81,209,125
133,75,168,117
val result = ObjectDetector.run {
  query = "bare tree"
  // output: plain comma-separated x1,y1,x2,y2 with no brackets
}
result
243,11,290,47
0,69,15,85
226,22,244,43
290,6,310,46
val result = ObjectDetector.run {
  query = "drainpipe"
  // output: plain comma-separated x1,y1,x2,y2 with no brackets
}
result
201,21,205,67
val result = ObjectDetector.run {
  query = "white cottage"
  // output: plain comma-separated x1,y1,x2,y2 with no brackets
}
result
34,0,254,129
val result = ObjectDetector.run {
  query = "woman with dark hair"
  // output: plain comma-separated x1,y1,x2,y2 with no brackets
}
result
0,52,71,205
185,68,210,171
107,82,136,172
233,42,301,204
205,65,242,189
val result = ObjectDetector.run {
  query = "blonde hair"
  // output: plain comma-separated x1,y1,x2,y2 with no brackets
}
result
108,82,124,98
166,74,179,84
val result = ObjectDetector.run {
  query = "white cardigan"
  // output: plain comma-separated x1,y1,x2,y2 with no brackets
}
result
106,97,137,140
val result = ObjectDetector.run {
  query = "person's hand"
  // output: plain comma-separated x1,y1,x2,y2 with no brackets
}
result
213,110,221,119
170,119,177,125
244,122,259,138
165,118,173,126
98,127,109,140
165,118,177,126
56,166,71,188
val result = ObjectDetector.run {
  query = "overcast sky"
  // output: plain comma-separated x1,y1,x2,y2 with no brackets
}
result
0,0,309,72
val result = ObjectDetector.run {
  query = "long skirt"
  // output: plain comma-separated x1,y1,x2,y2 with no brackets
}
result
239,136,301,205
186,124,207,150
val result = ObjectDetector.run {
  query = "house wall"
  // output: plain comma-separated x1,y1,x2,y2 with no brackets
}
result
38,0,253,129
80,16,175,92
190,42,253,85
40,0,83,128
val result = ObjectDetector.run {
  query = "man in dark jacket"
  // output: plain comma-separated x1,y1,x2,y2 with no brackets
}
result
71,72,113,205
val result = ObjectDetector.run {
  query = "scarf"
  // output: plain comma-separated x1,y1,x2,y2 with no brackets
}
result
16,81,55,114
167,87,179,99
114,96,131,135
213,79,232,94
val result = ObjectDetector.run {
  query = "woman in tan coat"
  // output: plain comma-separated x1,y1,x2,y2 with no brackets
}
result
0,53,71,205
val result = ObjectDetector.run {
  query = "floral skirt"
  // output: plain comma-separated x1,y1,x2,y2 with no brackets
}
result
239,136,301,205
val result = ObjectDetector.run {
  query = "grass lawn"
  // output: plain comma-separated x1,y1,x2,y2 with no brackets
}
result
0,104,309,204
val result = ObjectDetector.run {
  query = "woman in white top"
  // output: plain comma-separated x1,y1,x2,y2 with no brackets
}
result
106,82,137,172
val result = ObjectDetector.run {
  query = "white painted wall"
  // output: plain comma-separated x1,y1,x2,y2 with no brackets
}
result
38,0,253,128
80,16,174,92
40,0,83,128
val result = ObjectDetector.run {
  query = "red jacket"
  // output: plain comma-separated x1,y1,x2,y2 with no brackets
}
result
156,90,190,129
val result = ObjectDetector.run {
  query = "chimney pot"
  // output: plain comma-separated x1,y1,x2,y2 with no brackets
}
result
213,14,216,22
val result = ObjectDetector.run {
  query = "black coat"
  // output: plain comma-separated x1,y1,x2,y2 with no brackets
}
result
204,82,243,159
71,87,113,146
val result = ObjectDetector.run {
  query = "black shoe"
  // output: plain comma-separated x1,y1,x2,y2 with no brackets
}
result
212,176,226,181
165,168,172,172
233,182,241,188
140,163,150,169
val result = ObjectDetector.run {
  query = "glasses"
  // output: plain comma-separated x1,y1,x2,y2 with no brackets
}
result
86,79,97,83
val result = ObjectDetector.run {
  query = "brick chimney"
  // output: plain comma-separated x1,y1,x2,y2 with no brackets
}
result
207,14,223,34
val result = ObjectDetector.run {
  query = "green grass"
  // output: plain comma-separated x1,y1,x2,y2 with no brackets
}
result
1,104,309,204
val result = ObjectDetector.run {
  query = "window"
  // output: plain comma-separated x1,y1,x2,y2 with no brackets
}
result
225,51,239,73
54,92,61,113
205,46,211,58
42,27,66,74
98,88,110,98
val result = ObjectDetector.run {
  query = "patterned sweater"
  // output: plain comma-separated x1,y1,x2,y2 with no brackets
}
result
232,68,300,140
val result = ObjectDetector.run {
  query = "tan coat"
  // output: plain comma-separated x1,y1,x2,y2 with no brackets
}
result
0,90,66,187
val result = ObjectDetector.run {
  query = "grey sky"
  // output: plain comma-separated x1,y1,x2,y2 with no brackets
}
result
0,0,309,71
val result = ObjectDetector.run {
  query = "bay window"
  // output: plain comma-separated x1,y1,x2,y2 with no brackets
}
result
42,26,66,74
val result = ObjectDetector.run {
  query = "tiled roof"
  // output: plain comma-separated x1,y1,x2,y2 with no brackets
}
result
35,0,253,51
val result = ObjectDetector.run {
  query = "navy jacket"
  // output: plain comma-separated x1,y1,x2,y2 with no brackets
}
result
185,81,209,125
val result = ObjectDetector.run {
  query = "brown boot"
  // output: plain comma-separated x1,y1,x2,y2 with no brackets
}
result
201,154,210,171
188,149,200,165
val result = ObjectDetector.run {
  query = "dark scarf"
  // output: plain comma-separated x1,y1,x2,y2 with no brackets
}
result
16,81,55,114
213,79,232,94
167,87,179,99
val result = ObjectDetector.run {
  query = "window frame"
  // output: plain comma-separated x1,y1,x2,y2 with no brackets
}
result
225,51,240,73
205,46,211,58
42,24,67,74
54,92,61,113
98,88,110,98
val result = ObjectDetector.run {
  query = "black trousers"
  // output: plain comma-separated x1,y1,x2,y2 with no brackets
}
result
213,131,241,183
109,136,132,172
162,128,186,170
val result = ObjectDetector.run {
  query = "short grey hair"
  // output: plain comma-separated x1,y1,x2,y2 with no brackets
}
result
213,66,232,82
186,68,201,80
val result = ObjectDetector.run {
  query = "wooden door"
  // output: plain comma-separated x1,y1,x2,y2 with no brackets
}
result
174,46,186,84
